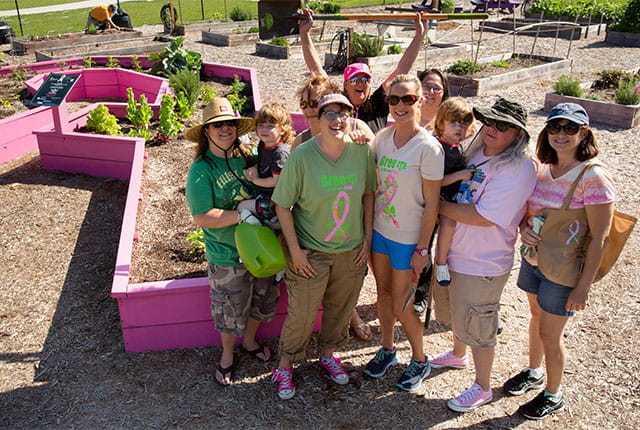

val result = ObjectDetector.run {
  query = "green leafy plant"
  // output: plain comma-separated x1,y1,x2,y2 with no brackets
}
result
83,56,96,68
270,36,290,46
211,12,224,20
10,66,28,82
86,104,122,136
186,228,205,257
125,88,153,140
226,75,253,115
387,44,402,55
306,0,342,13
592,69,631,89
615,79,640,105
229,6,253,21
530,0,627,22
168,68,201,109
175,92,193,119
441,0,456,13
247,26,259,33
554,74,583,97
106,56,120,68
199,86,217,104
157,94,184,138
585,93,603,101
351,32,384,58
491,60,511,68
149,37,202,76
446,60,486,75
130,55,143,73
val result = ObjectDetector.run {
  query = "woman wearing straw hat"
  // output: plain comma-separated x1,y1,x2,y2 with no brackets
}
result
185,97,279,386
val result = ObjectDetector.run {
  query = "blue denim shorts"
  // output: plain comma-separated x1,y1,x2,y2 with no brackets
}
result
517,259,575,317
371,230,415,271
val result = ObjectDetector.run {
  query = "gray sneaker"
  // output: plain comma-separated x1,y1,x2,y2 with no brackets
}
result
504,369,545,396
396,358,430,391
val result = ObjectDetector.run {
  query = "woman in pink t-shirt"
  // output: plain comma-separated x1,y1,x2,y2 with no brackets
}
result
504,103,615,420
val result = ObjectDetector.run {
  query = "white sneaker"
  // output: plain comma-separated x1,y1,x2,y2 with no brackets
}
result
436,264,451,286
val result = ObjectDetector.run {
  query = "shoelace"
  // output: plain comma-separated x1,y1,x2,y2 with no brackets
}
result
372,349,390,364
321,357,344,376
272,368,293,389
404,360,423,377
457,384,482,403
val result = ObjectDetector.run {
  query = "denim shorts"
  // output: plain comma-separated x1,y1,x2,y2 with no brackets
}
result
517,259,575,317
371,230,415,271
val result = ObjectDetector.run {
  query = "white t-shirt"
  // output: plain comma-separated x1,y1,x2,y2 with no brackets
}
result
373,126,444,244
448,150,537,276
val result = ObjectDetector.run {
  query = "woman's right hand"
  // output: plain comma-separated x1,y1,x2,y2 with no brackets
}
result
298,8,314,35
290,247,317,278
520,223,541,247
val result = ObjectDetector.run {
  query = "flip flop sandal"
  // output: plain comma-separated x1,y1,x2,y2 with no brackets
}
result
351,322,373,341
240,343,273,362
215,362,234,386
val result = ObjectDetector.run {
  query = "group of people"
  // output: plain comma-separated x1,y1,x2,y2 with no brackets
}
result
184,11,616,421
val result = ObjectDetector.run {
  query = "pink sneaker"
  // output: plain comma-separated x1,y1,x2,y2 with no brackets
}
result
429,350,469,369
447,383,493,412
319,355,349,385
272,367,295,400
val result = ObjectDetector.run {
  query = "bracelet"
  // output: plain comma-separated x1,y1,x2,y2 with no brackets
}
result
414,247,429,257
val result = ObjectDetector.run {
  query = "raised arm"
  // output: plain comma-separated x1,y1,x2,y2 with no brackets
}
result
299,10,328,77
381,13,426,93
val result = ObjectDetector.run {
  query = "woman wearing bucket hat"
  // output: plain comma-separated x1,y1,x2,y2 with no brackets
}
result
185,97,279,386
298,10,426,133
270,93,377,400
503,103,615,420
428,98,537,412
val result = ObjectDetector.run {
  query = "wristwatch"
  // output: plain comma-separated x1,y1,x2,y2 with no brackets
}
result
414,247,429,257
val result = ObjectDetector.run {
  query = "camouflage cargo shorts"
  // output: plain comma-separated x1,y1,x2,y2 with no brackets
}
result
208,263,279,337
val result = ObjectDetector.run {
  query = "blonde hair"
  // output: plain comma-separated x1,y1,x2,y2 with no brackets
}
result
255,103,294,145
296,74,341,103
389,74,422,94
434,97,474,138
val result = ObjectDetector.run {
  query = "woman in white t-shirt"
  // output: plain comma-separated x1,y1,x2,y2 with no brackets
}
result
503,103,615,420
363,74,443,392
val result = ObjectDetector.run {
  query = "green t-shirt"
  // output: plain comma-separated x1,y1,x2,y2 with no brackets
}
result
272,137,377,253
185,149,256,266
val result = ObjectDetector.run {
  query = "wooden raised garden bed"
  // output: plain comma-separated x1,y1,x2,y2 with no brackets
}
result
447,53,572,97
34,36,172,62
544,92,640,129
255,36,330,59
605,31,640,47
202,28,260,47
12,31,144,54
480,18,607,40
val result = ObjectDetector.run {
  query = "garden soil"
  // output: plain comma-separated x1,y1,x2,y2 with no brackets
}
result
1,3,640,429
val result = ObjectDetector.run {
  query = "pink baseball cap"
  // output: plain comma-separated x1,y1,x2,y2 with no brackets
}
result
344,63,372,81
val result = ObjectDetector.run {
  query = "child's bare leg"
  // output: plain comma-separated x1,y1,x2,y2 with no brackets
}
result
436,216,456,265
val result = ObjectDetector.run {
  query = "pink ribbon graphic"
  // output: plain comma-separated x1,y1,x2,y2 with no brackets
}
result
566,219,581,245
324,187,351,242
376,172,400,228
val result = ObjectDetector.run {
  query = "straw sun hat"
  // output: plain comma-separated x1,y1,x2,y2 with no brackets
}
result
184,97,254,143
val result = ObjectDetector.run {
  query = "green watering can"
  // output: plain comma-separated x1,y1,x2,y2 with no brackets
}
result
235,222,286,278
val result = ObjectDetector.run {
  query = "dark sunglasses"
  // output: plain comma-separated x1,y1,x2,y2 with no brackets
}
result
347,77,370,85
385,94,419,106
211,120,237,128
547,121,581,136
479,117,517,133
299,100,319,110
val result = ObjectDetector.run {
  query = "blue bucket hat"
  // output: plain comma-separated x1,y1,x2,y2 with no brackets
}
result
546,102,589,126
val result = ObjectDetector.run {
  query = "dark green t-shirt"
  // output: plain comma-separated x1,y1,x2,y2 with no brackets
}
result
185,149,256,266
272,137,377,253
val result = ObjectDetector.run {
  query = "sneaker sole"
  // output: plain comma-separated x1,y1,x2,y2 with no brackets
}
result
396,367,431,392
363,358,398,378
437,280,451,286
319,365,350,385
277,387,295,400
505,379,545,396
521,403,564,420
447,396,492,412
429,362,467,370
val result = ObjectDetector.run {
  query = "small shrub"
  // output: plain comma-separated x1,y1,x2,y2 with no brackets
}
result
441,0,456,13
585,93,603,101
157,94,183,138
227,75,253,114
211,12,223,20
199,86,217,104
387,44,402,55
186,228,205,254
270,37,290,46
306,0,342,13
593,69,637,89
554,74,583,97
446,60,486,75
491,60,511,68
168,68,201,109
229,6,252,21
615,79,640,105
609,0,640,32
351,32,384,58
125,88,153,141
149,37,202,76
86,104,121,136
175,92,193,119
247,26,259,33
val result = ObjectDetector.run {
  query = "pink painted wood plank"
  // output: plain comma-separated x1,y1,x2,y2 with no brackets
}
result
84,84,122,99
39,155,132,179
81,68,121,86
36,132,138,162
0,106,54,165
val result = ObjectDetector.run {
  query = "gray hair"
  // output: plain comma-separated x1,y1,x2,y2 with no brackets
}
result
464,127,531,170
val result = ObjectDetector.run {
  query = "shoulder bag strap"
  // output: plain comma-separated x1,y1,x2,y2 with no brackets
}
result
561,162,593,209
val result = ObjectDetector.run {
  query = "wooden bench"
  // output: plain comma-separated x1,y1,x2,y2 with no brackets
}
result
471,0,521,13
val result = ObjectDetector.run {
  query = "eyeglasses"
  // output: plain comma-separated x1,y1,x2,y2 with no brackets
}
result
299,100,319,110
385,94,419,106
211,120,237,128
479,117,516,133
322,110,350,121
347,77,370,85
422,85,444,94
547,121,581,136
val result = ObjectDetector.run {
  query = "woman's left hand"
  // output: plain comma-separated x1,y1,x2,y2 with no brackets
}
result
354,239,370,266
566,286,589,312
410,252,429,275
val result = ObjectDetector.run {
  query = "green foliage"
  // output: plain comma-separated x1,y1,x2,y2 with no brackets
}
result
441,0,456,13
530,0,628,21
585,93,603,101
491,60,511,68
247,26,259,33
199,86,217,104
168,68,201,108
270,37,290,46
83,56,96,68
175,92,193,119
186,228,205,255
226,75,253,115
351,32,384,58
106,56,120,68
130,55,143,73
592,69,637,89
86,104,122,136
157,94,184,137
0,98,12,108
615,77,640,105
387,44,402,55
446,60,486,76
211,12,224,20
306,0,342,13
149,37,202,76
10,66,28,82
229,6,253,21
610,0,640,32
125,88,153,140
554,74,583,97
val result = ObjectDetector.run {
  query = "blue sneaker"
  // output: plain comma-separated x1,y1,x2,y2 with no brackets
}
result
364,347,397,378
397,358,431,391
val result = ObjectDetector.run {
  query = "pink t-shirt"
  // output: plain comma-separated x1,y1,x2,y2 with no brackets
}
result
448,150,537,276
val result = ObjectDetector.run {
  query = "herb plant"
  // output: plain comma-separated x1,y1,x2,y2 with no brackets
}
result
554,74,583,97
270,37,290,46
199,86,217,104
157,94,183,138
446,60,486,75
169,68,201,108
130,55,143,73
186,228,205,254
175,92,193,119
106,56,120,68
351,32,384,58
83,56,96,68
125,88,153,140
491,60,511,68
229,6,253,21
248,26,259,33
387,44,402,55
226,75,253,115
615,79,640,105
86,104,122,136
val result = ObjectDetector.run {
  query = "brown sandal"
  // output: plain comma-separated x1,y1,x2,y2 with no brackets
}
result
351,322,373,341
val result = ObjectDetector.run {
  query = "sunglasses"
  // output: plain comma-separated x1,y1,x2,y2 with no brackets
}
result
479,117,517,133
322,110,350,121
347,77,370,85
299,100,319,110
385,94,419,106
547,121,581,136
211,120,237,128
